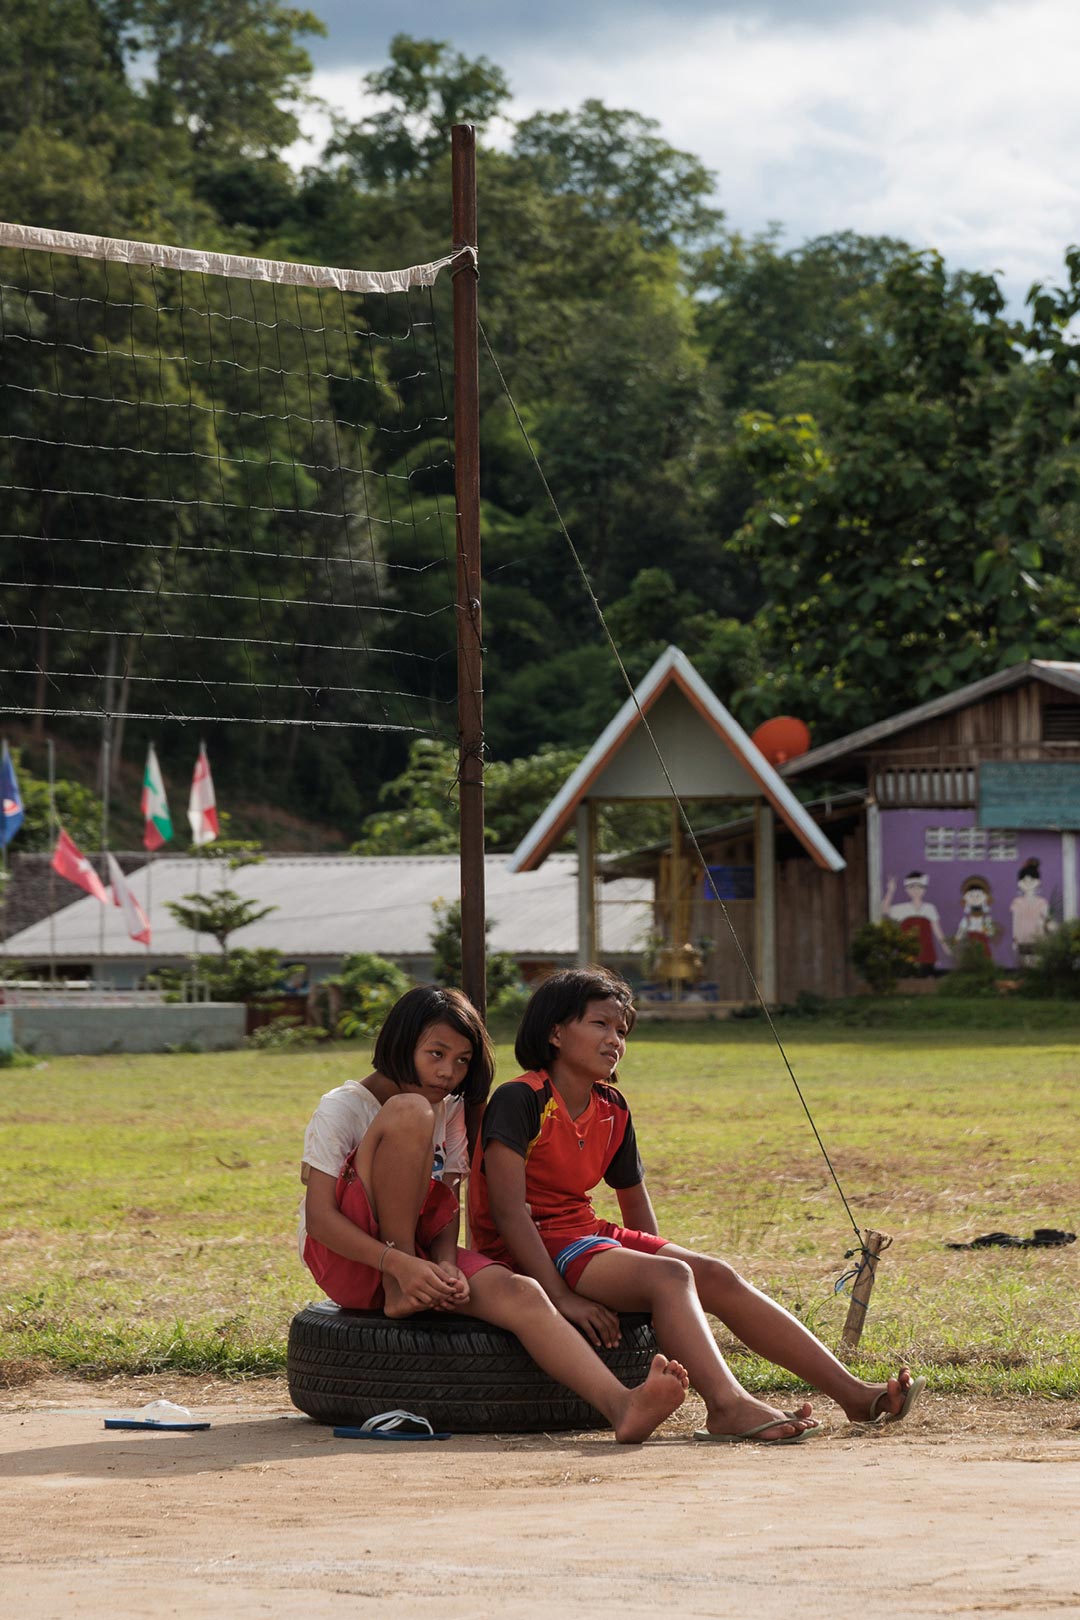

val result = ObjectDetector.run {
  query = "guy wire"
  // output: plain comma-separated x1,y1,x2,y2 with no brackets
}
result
480,320,864,1247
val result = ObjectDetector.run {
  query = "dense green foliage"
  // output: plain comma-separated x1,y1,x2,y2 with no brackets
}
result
3,16,1079,850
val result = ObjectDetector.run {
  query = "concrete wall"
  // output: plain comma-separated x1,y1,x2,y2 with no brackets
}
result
9,1003,246,1055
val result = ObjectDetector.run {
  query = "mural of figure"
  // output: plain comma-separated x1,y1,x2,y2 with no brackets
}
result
882,871,953,975
954,875,996,959
1010,858,1056,965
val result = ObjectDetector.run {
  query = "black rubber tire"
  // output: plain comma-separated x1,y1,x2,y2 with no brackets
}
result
287,1301,659,1433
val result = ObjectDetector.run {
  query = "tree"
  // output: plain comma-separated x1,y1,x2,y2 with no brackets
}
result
350,737,588,855
512,99,721,249
326,34,509,187
166,838,276,951
695,229,911,412
429,898,519,1000
133,0,325,157
166,886,277,953
0,749,102,852
734,250,1080,734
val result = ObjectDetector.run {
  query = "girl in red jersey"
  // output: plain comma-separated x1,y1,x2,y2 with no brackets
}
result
299,984,688,1442
470,968,924,1443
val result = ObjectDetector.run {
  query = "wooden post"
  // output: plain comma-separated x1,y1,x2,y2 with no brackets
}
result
451,123,485,1022
753,803,777,1003
576,802,596,965
839,1229,891,1357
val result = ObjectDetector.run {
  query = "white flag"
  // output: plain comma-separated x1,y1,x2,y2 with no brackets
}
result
188,742,219,846
106,853,151,947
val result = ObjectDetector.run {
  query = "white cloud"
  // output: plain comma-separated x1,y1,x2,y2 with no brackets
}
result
296,1,1080,304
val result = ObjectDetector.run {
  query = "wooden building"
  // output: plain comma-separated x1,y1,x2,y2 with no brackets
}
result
626,660,1080,1003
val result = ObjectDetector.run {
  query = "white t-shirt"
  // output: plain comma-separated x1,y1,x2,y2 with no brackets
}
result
297,1079,469,1258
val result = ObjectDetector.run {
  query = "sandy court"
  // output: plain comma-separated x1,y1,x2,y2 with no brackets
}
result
2,1377,1079,1619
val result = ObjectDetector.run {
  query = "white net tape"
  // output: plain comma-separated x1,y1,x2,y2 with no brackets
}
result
0,221,459,295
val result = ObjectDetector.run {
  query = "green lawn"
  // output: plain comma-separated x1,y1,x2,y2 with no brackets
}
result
2,1013,1079,1396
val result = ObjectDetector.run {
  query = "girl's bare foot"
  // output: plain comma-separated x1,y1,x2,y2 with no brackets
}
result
381,1278,422,1319
612,1354,689,1443
701,1395,817,1443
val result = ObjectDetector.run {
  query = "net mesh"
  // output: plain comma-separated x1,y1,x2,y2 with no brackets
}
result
0,226,459,756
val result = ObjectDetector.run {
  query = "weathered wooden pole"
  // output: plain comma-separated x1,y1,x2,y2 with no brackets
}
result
839,1229,891,1357
451,124,486,1027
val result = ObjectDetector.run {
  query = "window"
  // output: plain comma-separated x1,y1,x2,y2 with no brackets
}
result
924,827,1017,861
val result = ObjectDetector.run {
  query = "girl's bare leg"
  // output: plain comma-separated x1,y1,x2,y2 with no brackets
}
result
461,1267,689,1444
354,1093,436,1316
667,1246,915,1421
575,1248,812,1441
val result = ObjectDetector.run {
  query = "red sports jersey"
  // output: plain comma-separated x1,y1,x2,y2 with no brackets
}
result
468,1068,644,1266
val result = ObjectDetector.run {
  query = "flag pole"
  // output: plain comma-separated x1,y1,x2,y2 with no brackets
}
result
99,729,110,985
145,855,153,964
47,737,57,982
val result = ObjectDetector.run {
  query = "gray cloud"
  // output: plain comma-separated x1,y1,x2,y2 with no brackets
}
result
303,0,999,71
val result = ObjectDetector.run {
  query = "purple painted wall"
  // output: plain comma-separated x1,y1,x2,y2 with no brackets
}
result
880,811,1064,970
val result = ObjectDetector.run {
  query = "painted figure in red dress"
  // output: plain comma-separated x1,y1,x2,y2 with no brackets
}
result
882,871,953,975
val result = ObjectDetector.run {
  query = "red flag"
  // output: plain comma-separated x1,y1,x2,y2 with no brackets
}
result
51,828,109,902
188,742,219,846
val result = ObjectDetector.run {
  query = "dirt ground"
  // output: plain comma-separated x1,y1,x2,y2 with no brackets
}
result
2,1376,1078,1620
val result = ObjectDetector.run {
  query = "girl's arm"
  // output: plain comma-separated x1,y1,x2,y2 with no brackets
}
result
614,1180,659,1236
485,1142,621,1349
305,1170,458,1309
305,1169,389,1269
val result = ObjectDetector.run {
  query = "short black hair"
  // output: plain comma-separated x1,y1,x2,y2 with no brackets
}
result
514,967,636,1073
373,985,494,1107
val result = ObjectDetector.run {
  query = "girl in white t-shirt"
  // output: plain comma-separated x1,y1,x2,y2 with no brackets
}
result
299,984,689,1442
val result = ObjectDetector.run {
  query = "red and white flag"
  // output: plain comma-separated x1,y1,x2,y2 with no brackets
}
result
106,853,151,946
51,828,109,903
187,742,219,846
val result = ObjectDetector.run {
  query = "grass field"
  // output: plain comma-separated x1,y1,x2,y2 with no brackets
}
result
2,1010,1079,1397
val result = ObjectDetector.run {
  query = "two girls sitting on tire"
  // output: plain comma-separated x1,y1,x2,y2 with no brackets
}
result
299,984,688,1443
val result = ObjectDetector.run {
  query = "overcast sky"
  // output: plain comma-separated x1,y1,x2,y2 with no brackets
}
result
294,1,1080,307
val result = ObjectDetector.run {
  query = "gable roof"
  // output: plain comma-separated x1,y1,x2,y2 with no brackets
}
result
782,660,1080,779
508,646,845,873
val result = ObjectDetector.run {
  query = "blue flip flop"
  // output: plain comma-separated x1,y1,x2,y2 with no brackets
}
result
334,1410,451,1442
104,1418,211,1431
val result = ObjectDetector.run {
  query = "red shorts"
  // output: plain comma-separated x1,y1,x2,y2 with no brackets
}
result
540,1222,670,1291
303,1152,501,1310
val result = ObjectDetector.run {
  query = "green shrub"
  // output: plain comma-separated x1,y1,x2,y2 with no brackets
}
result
849,920,920,994
429,898,521,1000
247,1016,328,1050
936,939,1000,998
314,952,411,1041
1018,920,1080,999
149,948,285,1003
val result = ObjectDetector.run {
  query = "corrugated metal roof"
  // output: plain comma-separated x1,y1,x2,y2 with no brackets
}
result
1,855,653,961
783,660,1080,777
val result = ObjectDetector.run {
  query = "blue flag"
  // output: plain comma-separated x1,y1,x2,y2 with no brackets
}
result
0,741,24,847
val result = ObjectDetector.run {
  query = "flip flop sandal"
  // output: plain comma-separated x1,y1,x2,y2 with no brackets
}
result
334,1409,451,1442
693,1417,809,1445
104,1418,211,1431
868,1375,926,1424
104,1399,210,1431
